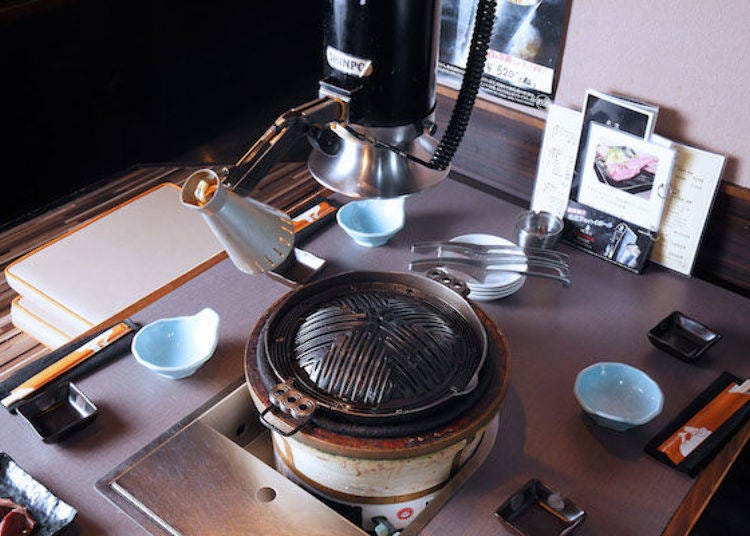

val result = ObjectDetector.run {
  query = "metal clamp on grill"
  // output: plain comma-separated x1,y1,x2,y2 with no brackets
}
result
260,382,318,437
424,267,470,298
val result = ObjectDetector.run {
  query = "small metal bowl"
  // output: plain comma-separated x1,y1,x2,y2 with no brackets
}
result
515,210,564,249
17,382,98,443
495,479,586,535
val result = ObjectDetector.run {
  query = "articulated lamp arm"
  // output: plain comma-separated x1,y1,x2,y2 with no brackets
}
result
224,97,347,196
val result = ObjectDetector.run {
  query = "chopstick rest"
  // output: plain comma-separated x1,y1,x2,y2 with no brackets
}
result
1,320,137,411
290,196,340,244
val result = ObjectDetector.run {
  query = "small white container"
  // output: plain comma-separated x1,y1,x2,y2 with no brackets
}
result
131,308,220,380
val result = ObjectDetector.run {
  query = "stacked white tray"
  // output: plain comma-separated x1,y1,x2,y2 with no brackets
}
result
449,234,526,302
5,184,224,348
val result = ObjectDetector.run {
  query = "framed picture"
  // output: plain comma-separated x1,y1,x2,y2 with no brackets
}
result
571,90,658,196
577,123,676,232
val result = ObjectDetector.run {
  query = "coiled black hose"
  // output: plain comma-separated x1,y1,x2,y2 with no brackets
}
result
429,0,498,170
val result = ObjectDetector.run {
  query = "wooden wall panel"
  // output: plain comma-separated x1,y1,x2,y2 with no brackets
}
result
435,89,543,203
695,183,750,294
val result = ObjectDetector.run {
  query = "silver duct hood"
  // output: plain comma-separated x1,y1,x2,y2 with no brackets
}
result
307,122,450,199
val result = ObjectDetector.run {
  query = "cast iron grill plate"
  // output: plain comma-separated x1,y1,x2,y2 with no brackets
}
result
262,273,486,419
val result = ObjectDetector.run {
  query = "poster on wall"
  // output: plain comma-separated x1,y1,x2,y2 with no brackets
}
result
438,0,570,110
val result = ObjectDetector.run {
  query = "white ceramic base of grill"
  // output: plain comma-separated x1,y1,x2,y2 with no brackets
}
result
271,426,487,532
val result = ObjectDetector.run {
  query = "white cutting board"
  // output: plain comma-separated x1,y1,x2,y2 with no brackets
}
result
10,296,71,349
6,184,225,334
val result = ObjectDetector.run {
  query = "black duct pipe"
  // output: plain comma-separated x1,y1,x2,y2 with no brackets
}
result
429,0,497,170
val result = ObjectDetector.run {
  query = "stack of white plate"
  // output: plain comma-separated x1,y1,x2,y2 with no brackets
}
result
447,234,526,301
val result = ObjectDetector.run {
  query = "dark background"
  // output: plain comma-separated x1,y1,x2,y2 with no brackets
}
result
1,0,323,228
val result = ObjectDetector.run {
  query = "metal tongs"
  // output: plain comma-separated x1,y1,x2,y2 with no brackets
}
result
409,241,571,287
412,241,569,263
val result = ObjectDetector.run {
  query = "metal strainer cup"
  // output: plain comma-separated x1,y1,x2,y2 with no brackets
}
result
515,210,564,249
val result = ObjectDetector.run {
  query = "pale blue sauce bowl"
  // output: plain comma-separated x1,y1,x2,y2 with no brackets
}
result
574,362,664,431
336,197,405,248
131,308,220,380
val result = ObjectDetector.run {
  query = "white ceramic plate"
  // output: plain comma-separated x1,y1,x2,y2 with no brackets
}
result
449,234,526,298
467,281,525,301
467,276,525,293
468,280,524,296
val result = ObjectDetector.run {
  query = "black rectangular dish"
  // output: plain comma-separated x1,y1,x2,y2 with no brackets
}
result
495,479,586,536
0,453,77,535
648,311,720,363
16,383,98,443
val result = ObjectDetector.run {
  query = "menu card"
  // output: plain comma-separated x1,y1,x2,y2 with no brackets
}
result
532,103,726,276
577,123,676,232
650,140,726,275
530,104,581,218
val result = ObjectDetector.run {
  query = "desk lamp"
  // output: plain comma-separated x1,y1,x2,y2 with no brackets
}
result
182,0,497,274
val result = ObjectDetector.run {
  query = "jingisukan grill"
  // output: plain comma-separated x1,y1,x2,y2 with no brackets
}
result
245,271,508,438
244,271,510,529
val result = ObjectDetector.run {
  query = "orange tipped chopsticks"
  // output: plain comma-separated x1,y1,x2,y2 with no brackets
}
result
1,322,134,408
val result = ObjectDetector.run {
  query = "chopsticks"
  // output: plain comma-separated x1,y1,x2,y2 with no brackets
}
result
1,322,134,408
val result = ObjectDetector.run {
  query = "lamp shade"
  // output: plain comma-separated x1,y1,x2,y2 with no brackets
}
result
181,169,294,275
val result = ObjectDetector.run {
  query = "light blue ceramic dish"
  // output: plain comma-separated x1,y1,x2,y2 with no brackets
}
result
336,197,405,247
131,308,220,380
574,362,664,431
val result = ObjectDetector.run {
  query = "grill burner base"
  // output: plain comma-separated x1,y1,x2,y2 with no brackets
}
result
272,447,442,532
271,422,495,532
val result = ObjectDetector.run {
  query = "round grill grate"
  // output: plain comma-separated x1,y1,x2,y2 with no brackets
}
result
263,273,486,419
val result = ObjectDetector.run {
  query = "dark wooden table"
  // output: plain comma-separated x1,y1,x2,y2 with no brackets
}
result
1,171,747,535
